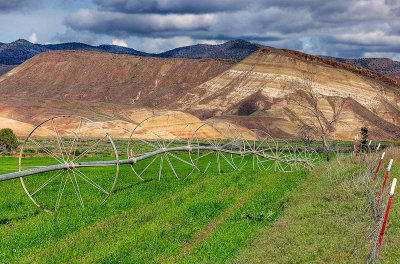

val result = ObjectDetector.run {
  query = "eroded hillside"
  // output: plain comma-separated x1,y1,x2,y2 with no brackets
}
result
1,48,400,140
176,48,400,140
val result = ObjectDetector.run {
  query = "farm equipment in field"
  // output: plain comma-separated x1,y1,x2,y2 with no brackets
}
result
0,114,319,212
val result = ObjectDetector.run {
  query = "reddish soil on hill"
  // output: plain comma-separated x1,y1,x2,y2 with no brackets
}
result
0,51,236,107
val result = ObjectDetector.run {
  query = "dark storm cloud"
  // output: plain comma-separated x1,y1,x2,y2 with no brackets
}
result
66,9,215,36
93,0,248,14
0,0,40,13
64,0,400,58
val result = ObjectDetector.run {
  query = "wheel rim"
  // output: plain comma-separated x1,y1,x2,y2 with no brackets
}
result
243,129,276,171
127,114,199,181
193,121,245,174
19,115,119,212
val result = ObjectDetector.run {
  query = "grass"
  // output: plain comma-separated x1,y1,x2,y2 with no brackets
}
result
232,152,400,263
4,138,397,263
0,154,307,263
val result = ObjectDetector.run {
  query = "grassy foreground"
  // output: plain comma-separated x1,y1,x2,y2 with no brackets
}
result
0,156,307,263
233,152,400,263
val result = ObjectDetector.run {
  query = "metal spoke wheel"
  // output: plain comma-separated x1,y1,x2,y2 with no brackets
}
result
268,139,297,172
19,115,119,213
243,129,277,171
127,114,199,181
292,143,321,170
193,121,245,174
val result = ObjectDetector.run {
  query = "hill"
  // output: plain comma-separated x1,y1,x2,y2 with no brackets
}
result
2,38,400,83
0,50,235,134
326,57,400,81
0,48,400,140
0,39,48,65
176,48,400,140
157,39,262,60
0,39,148,66
0,39,259,71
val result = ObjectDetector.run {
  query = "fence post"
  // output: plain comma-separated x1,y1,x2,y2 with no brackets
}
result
363,140,372,161
374,152,385,181
354,135,358,158
377,178,397,255
373,143,381,160
376,159,393,208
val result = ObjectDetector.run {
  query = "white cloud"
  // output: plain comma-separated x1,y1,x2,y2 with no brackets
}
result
111,39,128,47
364,52,400,61
138,36,195,53
29,32,37,43
200,40,223,45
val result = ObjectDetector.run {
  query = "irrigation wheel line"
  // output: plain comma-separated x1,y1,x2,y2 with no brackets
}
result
127,114,200,181
295,144,321,171
243,129,277,171
19,115,119,213
193,121,246,175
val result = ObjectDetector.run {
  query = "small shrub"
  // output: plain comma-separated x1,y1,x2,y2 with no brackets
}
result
0,128,19,152
23,149,36,154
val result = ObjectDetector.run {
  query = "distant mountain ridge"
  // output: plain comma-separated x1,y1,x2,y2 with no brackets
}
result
0,39,148,65
157,39,263,60
0,39,260,65
325,56,400,80
1,38,400,82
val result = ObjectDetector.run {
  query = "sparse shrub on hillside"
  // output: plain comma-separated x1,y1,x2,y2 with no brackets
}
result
361,127,368,151
0,128,19,152
281,64,346,161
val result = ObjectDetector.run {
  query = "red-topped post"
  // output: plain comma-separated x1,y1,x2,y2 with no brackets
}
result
374,152,385,181
376,159,393,208
363,140,372,161
377,178,397,255
354,135,359,158
373,143,381,160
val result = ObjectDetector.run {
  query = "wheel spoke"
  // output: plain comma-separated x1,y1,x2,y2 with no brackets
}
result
198,151,214,159
255,137,269,152
148,120,165,148
74,168,109,195
68,170,84,208
220,134,240,150
32,170,64,196
67,119,83,161
217,152,221,174
56,173,68,210
72,135,107,162
51,119,67,161
29,138,64,164
256,155,267,171
167,152,194,167
135,137,159,150
220,152,237,170
134,155,159,179
165,154,179,180
159,155,163,181
166,124,189,148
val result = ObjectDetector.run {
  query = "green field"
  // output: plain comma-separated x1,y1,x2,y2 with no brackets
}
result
0,155,307,263
1,143,399,263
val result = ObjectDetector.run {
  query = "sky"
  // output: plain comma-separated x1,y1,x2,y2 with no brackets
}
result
2,0,400,60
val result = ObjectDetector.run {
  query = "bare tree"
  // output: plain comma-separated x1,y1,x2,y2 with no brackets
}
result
281,64,346,161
